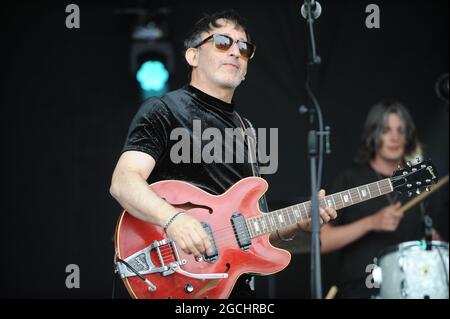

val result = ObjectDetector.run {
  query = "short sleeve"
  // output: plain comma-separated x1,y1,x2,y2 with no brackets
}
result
122,98,173,162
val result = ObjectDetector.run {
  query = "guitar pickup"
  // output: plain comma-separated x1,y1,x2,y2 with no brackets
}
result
202,222,219,262
231,213,251,251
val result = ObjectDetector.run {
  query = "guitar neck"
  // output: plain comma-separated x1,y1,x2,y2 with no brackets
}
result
246,178,393,238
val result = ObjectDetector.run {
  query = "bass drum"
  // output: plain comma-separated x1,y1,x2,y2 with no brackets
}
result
374,241,449,299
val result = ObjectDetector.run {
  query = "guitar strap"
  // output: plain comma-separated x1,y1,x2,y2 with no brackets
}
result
234,112,270,293
234,112,269,213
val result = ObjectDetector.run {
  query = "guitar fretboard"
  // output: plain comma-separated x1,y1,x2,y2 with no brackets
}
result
246,178,393,238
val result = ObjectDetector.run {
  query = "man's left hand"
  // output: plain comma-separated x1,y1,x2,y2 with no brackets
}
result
297,189,338,232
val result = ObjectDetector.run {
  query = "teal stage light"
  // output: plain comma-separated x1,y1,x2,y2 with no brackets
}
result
136,60,169,92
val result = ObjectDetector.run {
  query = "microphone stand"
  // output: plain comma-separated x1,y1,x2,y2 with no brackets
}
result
299,0,330,299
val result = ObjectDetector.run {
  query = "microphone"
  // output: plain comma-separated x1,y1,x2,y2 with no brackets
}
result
301,0,322,19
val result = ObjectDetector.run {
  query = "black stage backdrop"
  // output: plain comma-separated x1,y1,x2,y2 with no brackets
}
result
0,0,448,298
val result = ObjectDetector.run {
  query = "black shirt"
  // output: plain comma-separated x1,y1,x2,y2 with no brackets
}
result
122,85,254,194
122,85,256,298
330,163,424,298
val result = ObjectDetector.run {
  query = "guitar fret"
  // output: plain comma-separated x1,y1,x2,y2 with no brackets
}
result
248,177,397,239
332,194,340,209
339,192,345,207
298,206,304,222
380,179,392,194
284,209,290,226
265,215,270,232
302,202,308,219
274,211,279,228
283,209,289,226
331,195,337,209
260,216,266,232
359,186,368,199
267,214,273,228
277,211,284,228
292,206,300,222
285,209,291,225
254,219,260,234
290,208,295,224
248,220,254,237
354,187,362,203
355,188,362,202
348,191,354,204
277,212,284,225
339,193,345,208
341,192,350,206
365,185,371,199
246,220,252,237
353,188,360,203
326,196,334,209
376,181,382,196
271,213,278,229
367,183,374,197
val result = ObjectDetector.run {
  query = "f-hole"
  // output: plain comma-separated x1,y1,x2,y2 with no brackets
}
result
161,198,213,214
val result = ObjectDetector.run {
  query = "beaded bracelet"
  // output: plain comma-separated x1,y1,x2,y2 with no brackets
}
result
163,212,185,234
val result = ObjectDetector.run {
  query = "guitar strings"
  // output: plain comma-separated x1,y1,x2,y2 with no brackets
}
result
156,183,393,259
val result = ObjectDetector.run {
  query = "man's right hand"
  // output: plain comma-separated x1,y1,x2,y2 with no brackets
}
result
369,202,403,232
165,213,214,259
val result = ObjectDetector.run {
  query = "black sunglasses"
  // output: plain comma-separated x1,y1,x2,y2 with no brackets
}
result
194,34,256,60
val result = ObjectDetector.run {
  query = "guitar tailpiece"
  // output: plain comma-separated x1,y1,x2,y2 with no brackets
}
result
115,258,157,291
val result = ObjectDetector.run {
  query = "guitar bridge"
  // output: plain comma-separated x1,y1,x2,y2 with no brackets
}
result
116,237,229,291
115,238,186,279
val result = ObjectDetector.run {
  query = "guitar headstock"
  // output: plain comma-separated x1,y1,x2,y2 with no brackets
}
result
390,160,438,196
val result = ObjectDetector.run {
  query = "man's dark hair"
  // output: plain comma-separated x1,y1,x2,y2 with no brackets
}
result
354,99,419,164
184,9,252,50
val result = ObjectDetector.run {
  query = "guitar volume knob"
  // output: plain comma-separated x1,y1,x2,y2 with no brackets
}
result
185,283,194,293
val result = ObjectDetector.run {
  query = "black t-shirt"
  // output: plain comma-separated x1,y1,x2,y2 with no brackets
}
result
330,163,424,298
121,85,257,298
122,85,254,194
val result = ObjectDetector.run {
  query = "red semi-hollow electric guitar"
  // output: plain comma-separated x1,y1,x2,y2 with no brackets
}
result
114,160,437,299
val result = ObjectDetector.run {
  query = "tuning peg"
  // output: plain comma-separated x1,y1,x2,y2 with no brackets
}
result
406,161,412,167
421,164,426,169
426,179,432,184
416,181,422,186
406,184,412,188
425,187,431,192
416,189,421,195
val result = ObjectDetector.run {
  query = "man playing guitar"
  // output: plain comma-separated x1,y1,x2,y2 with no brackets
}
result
110,10,337,299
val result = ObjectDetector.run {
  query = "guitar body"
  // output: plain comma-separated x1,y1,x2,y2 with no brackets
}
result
115,177,291,299
114,159,438,299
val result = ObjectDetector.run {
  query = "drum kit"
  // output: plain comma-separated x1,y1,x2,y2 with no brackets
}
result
373,240,449,299
370,174,449,299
